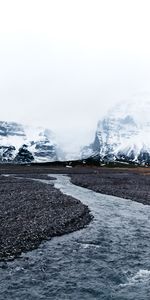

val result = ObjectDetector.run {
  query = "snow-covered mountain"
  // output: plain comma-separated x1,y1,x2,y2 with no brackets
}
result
0,121,58,163
82,100,150,165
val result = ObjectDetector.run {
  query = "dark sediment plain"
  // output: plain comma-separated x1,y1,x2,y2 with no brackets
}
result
1,166,150,300
70,168,150,205
0,175,92,261
0,164,150,261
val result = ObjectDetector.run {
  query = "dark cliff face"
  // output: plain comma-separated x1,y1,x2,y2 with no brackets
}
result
88,131,150,166
33,139,58,161
0,121,58,163
0,121,25,137
14,145,34,163
0,146,16,162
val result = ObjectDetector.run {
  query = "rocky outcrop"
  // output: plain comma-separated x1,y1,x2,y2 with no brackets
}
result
0,146,16,162
14,144,34,163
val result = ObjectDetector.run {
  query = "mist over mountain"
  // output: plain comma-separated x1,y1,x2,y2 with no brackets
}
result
0,99,150,165
82,100,150,165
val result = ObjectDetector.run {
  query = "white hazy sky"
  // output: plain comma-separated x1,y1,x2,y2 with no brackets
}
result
0,0,150,153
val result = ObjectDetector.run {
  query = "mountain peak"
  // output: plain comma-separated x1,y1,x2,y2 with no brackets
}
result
83,100,150,165
107,99,150,126
0,121,59,163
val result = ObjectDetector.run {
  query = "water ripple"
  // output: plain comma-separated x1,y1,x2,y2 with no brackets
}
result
0,174,150,300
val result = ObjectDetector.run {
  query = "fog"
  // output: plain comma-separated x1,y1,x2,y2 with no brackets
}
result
0,0,150,153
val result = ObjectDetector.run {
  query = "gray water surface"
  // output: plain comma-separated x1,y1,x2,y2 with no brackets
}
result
0,174,150,300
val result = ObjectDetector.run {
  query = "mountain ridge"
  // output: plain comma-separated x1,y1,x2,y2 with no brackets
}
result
82,100,150,165
0,121,58,163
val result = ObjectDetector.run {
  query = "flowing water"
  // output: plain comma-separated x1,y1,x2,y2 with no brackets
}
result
0,174,150,300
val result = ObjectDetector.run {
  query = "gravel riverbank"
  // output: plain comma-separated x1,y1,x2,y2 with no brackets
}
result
0,175,92,261
1,165,150,261
70,168,150,205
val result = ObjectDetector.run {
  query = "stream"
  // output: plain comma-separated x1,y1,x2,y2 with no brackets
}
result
0,174,150,300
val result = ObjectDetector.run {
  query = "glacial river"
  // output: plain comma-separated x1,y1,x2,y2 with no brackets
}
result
0,174,150,300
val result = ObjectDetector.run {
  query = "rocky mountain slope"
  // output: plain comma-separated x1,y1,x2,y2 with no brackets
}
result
82,100,150,165
0,121,58,163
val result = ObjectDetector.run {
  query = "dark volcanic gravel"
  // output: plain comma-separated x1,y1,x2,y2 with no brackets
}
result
70,169,150,205
1,165,150,261
0,175,92,261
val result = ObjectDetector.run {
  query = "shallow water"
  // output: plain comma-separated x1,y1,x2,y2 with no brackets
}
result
0,174,150,300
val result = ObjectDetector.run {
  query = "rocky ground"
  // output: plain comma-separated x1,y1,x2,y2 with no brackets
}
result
0,174,92,261
0,164,150,261
70,168,150,205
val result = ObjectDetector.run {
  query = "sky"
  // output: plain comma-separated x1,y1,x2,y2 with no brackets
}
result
0,0,150,154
